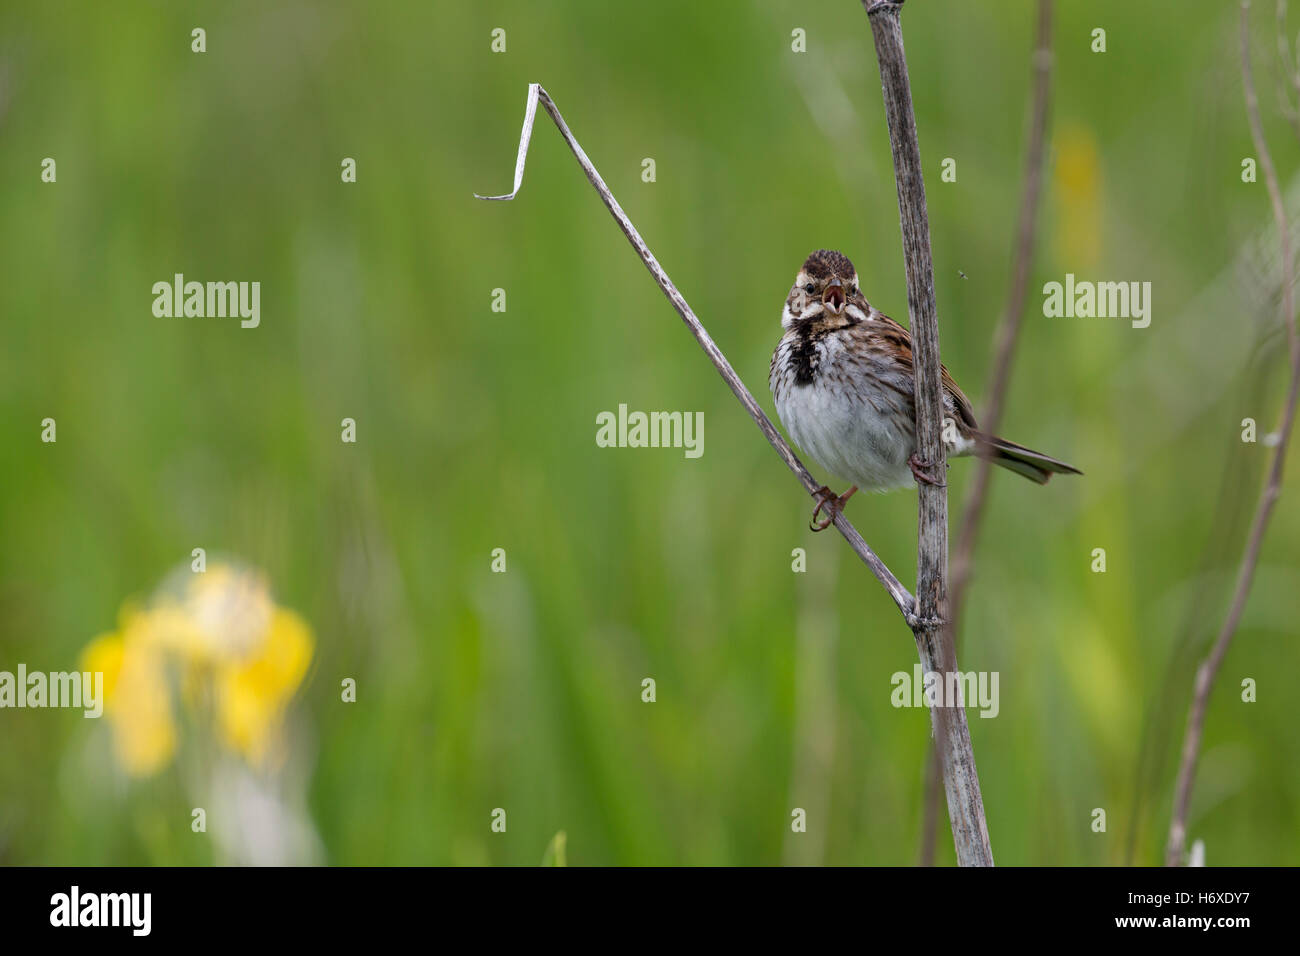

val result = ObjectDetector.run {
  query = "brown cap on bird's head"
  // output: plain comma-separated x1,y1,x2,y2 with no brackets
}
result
802,249,856,314
802,249,857,281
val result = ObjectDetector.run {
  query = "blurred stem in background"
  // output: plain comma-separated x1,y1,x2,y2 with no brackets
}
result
1165,0,1300,867
919,0,1055,867
783,543,839,866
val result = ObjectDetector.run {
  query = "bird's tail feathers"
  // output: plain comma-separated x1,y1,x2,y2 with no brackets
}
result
974,432,1082,485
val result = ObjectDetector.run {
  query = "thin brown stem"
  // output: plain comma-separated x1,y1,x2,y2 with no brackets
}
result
1276,1,1300,140
919,0,1054,866
1164,0,1300,866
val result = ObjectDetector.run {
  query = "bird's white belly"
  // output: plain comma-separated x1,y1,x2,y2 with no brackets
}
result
776,376,914,492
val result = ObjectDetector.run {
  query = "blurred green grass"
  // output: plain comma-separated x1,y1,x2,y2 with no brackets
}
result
0,0,1297,865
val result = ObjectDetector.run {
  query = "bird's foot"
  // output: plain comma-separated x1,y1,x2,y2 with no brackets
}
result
810,485,858,532
908,453,946,488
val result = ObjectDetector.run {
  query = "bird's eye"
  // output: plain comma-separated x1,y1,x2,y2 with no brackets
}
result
804,284,815,294
849,285,857,295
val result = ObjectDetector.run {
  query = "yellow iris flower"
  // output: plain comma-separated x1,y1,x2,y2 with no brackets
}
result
81,565,313,776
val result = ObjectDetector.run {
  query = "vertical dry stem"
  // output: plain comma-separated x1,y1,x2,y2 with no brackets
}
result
865,0,992,867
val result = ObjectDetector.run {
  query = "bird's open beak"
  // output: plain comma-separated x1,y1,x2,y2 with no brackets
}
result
822,277,846,314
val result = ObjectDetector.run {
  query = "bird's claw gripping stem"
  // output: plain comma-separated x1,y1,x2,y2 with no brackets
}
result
908,453,946,487
809,484,858,532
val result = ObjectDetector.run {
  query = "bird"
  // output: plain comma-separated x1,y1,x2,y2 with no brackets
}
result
769,249,1080,531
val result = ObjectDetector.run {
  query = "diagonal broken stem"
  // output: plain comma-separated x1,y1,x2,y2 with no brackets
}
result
475,83,916,622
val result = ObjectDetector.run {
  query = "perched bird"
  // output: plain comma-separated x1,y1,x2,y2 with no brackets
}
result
769,249,1080,530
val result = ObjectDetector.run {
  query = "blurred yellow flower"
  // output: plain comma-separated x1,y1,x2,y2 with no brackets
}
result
80,564,313,776
1052,120,1102,267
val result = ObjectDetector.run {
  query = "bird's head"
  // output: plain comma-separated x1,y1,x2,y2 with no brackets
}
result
782,249,870,329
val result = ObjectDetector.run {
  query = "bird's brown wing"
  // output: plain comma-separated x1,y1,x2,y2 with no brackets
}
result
868,311,979,430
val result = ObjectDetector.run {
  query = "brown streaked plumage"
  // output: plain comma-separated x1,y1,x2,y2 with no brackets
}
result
769,249,1080,530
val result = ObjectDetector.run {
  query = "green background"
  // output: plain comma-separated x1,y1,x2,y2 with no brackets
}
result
1,0,1297,865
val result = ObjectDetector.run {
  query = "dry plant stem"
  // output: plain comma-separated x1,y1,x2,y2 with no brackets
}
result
919,0,1054,867
1279,2,1300,361
475,83,915,622
865,0,992,867
1165,1,1300,866
951,0,1054,636
1277,1,1300,143
477,67,990,862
